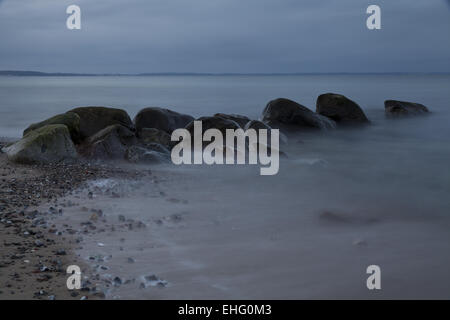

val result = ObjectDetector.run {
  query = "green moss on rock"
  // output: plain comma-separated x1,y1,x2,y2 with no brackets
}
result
23,112,81,143
5,124,77,164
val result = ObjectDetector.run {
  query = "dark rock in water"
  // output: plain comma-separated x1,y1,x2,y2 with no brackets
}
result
316,93,370,125
244,120,288,146
384,100,429,117
134,107,194,136
68,106,134,141
262,98,336,131
80,124,137,160
214,113,251,128
138,128,171,148
125,145,170,164
185,116,241,137
183,116,241,148
244,119,272,131
23,112,81,143
4,124,77,164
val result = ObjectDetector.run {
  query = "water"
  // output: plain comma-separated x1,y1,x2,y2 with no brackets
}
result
4,74,450,298
1,74,449,138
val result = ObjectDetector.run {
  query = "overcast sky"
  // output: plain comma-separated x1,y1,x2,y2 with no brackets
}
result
0,0,449,73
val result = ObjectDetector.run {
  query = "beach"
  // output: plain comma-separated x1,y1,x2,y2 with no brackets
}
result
0,146,145,299
1,74,450,299
2,126,450,299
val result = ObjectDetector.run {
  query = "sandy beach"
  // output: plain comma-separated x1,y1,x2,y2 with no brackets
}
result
0,142,144,299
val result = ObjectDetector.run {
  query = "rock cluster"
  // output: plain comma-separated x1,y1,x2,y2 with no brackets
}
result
2,95,430,165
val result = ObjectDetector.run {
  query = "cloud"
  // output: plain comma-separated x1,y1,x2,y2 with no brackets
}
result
0,0,449,73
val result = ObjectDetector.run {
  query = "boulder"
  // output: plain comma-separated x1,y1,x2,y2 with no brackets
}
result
244,120,288,145
214,113,250,128
125,145,170,164
185,116,241,137
316,93,369,125
4,124,77,164
80,124,137,160
23,112,81,143
68,106,134,141
262,98,336,131
142,142,171,155
134,107,194,136
138,128,171,148
244,119,272,131
384,100,429,117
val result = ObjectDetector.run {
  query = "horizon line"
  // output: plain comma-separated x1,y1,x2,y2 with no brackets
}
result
1,70,450,77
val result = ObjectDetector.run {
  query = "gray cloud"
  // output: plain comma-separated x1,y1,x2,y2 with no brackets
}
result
0,0,449,73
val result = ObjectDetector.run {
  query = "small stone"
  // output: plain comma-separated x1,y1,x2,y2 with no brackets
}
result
113,276,122,286
56,249,67,255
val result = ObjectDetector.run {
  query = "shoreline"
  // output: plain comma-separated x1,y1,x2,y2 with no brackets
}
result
0,141,146,299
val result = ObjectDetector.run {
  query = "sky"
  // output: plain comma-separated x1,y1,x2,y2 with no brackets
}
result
0,0,449,73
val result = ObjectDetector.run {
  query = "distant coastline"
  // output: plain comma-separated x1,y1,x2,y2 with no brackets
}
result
1,70,449,77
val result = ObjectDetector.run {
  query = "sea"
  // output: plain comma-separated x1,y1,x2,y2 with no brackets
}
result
3,74,450,298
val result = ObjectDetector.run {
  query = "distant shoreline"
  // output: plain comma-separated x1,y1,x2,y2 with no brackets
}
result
1,70,450,77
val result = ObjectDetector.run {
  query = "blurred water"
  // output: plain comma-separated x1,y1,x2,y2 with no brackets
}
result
0,74,449,138
12,74,448,298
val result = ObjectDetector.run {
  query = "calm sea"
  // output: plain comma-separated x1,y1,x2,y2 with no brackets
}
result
1,74,449,139
4,74,450,298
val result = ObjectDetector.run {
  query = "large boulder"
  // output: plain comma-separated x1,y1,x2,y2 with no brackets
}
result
384,100,429,117
185,116,241,137
80,124,137,160
68,106,134,141
214,113,250,128
244,120,288,146
134,107,194,136
262,98,336,131
138,128,171,148
316,93,369,125
23,112,81,143
4,125,77,164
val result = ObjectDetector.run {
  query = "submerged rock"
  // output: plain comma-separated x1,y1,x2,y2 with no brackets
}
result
4,124,77,164
384,100,430,117
23,112,81,143
80,124,137,160
244,120,288,145
68,106,134,141
214,113,251,128
316,93,369,125
262,98,336,131
134,107,194,136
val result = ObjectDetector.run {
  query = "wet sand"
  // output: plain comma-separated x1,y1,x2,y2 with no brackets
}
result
48,161,450,300
0,141,145,299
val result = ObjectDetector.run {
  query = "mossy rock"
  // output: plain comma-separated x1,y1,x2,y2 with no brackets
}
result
316,93,370,125
384,100,429,117
23,112,81,143
68,106,134,141
80,124,137,160
5,124,77,164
